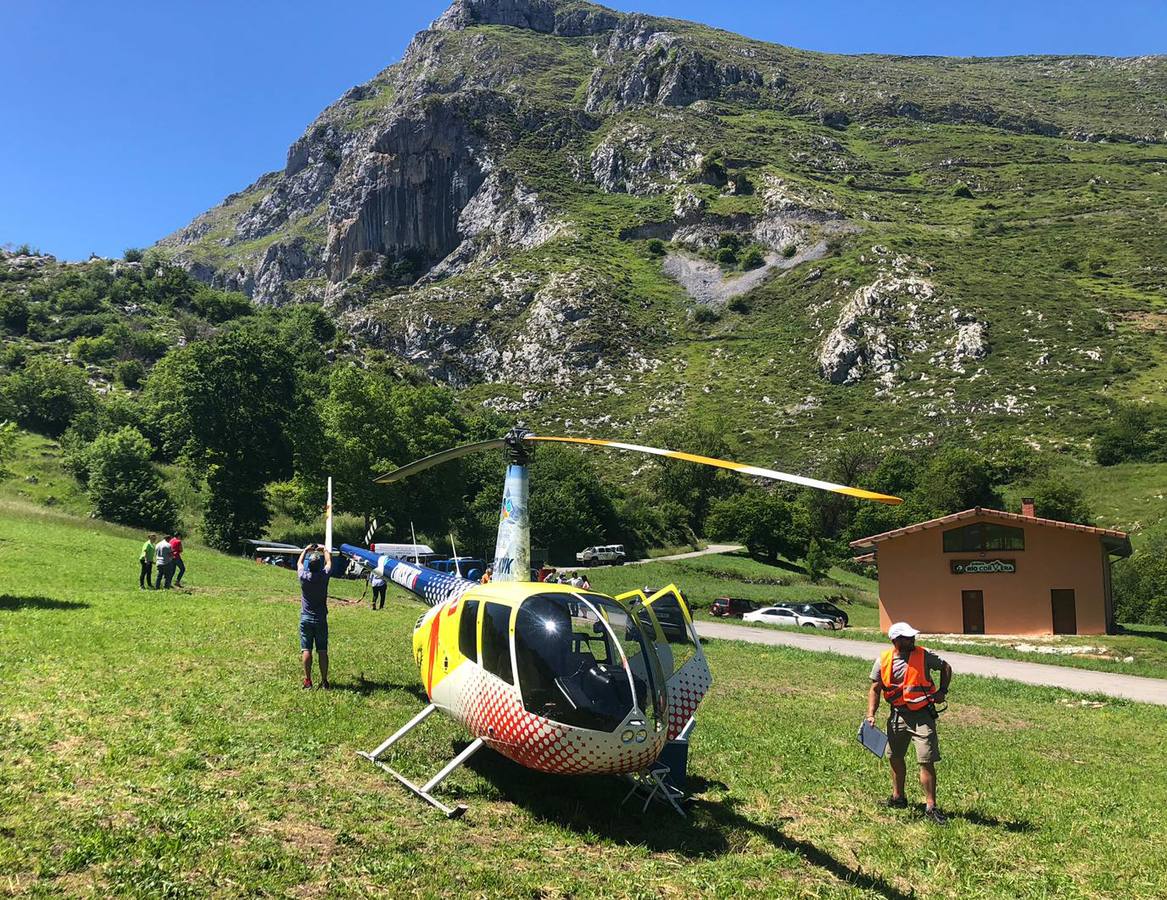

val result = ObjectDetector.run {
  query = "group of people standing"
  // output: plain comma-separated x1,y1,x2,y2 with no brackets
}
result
539,567,590,589
138,532,186,589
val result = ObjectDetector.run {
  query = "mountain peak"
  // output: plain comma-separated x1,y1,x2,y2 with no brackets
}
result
434,0,622,36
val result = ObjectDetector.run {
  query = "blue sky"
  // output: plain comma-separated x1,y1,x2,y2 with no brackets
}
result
2,0,1164,260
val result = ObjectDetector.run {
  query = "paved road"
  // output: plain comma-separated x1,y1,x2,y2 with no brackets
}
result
696,620,1167,707
623,544,745,565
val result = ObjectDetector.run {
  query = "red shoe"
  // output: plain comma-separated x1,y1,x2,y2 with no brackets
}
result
302,678,312,690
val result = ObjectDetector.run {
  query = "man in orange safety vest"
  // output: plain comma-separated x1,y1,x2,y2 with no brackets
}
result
866,621,953,825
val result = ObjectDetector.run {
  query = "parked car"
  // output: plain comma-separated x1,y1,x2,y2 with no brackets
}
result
576,544,627,566
806,601,849,627
710,597,762,618
743,606,842,630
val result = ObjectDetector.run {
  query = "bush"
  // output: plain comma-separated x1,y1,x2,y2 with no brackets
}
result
717,233,742,251
707,489,810,564
805,538,828,583
0,294,29,334
781,244,797,259
952,181,975,199
189,286,252,324
646,238,666,257
86,427,179,532
116,359,146,389
1094,403,1167,465
728,297,751,314
1,356,98,437
123,248,145,262
741,248,765,270
1025,475,1093,525
691,306,720,324
1113,523,1167,626
70,334,117,363
842,174,858,187
716,247,738,266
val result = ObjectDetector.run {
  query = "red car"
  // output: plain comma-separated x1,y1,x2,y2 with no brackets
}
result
710,597,761,618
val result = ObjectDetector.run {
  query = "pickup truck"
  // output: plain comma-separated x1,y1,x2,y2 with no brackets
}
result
575,544,627,566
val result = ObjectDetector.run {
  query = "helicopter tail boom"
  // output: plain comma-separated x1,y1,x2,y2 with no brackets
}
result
340,543,477,607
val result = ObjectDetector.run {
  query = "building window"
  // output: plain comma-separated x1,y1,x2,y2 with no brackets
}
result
942,522,1025,553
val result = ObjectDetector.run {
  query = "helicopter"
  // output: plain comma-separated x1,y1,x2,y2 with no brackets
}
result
337,428,901,817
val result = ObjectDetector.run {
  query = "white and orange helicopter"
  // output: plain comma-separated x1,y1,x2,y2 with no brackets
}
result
332,427,900,817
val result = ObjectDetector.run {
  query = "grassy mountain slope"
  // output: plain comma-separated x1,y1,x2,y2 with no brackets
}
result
152,0,1166,474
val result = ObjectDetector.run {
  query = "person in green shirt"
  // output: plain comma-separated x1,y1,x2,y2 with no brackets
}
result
139,533,157,589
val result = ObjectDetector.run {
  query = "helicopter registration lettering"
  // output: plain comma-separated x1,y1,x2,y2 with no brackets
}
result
391,562,421,591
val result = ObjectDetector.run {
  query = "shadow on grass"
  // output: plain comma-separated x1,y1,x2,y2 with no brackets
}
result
0,594,90,612
1115,625,1167,643
922,806,1034,833
461,747,915,900
329,677,428,702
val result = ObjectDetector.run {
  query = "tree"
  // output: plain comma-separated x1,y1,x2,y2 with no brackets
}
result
1094,403,1167,466
0,421,17,479
647,419,735,537
912,447,1002,518
1026,475,1094,525
528,445,620,564
706,489,810,564
1113,523,1167,626
86,427,178,532
1,356,98,437
145,323,297,550
805,537,828,583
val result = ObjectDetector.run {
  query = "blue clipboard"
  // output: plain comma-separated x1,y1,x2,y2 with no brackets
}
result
858,720,888,758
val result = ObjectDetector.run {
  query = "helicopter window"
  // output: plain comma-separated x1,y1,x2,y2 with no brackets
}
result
458,599,480,662
481,602,514,685
646,590,697,677
514,593,657,733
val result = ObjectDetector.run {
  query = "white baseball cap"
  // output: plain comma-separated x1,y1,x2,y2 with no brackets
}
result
888,622,920,640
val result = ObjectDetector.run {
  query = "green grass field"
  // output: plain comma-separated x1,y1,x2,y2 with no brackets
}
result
4,502,1167,897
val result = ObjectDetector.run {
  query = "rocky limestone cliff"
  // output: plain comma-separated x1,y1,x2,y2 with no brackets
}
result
153,0,1167,450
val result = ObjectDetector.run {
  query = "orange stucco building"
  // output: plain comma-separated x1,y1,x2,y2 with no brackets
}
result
850,504,1131,636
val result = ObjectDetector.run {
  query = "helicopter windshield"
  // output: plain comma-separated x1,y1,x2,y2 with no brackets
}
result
513,592,662,733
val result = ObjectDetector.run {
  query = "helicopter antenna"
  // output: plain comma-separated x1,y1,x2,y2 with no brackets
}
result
449,533,463,579
410,521,420,565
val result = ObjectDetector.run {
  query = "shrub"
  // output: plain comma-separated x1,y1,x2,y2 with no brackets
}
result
952,181,975,199
0,294,29,334
716,247,738,266
1094,403,1167,465
1113,522,1167,626
1025,475,1093,525
86,426,179,532
741,248,765,270
70,334,117,363
116,359,146,389
805,537,828,583
190,286,252,324
781,244,797,259
123,248,145,262
691,306,720,324
1,356,98,437
728,297,751,314
646,238,666,256
842,174,858,187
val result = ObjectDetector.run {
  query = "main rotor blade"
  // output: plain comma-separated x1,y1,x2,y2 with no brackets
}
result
372,439,507,484
524,436,902,505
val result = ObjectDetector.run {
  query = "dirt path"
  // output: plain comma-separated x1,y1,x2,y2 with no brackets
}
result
696,620,1167,706
587,544,745,569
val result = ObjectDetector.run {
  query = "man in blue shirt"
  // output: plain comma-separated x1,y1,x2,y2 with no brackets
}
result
297,543,332,689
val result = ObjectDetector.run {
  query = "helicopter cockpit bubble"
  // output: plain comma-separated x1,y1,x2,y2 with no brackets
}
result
513,592,665,734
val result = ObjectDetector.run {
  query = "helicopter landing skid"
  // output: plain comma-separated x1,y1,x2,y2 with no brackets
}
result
356,703,482,819
621,764,688,817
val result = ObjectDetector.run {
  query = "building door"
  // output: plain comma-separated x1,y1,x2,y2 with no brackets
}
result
961,590,985,635
1051,589,1077,635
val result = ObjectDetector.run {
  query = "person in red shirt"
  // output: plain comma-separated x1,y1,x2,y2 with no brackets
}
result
170,533,185,587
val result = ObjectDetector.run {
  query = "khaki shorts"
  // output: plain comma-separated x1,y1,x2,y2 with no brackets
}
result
887,708,940,764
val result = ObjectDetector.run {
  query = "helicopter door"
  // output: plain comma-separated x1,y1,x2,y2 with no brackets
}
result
626,584,712,740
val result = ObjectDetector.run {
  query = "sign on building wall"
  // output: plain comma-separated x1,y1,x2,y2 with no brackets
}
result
951,559,1016,574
